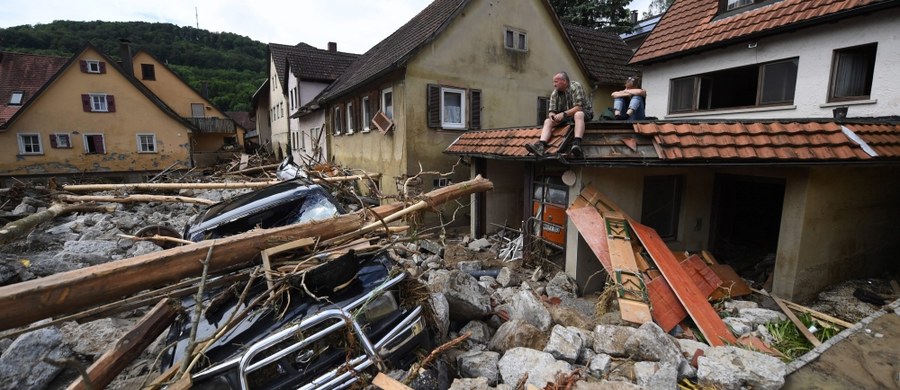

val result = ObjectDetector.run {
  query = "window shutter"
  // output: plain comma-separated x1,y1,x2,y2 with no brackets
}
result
427,84,441,128
354,97,361,132
49,134,58,148
469,89,482,130
372,90,380,111
537,97,549,126
99,62,107,74
79,60,88,73
93,136,105,154
81,94,92,112
107,95,116,112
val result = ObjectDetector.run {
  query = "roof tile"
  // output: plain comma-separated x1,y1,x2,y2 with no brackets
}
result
0,52,68,126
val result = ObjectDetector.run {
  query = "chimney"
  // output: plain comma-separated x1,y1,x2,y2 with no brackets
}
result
119,39,133,77
631,10,638,24
328,42,337,52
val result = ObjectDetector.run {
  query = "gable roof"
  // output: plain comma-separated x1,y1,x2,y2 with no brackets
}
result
446,119,900,163
0,42,197,131
563,24,639,86
226,111,254,130
0,52,68,126
315,0,469,103
133,48,233,119
285,46,359,83
632,0,899,65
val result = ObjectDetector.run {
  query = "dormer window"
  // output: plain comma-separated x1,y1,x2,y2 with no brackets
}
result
9,91,24,105
718,0,772,15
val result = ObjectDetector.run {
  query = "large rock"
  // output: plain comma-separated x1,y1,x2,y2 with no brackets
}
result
676,338,710,358
429,293,450,341
496,267,519,288
489,320,546,353
737,308,787,328
592,325,636,357
54,239,122,264
449,377,491,390
546,271,578,299
624,322,693,378
543,325,583,363
0,327,73,390
697,346,786,390
497,347,573,388
548,303,594,330
724,299,759,313
507,290,552,331
574,380,643,390
633,361,678,389
457,349,500,385
587,353,612,377
467,238,492,251
60,318,135,357
428,270,491,321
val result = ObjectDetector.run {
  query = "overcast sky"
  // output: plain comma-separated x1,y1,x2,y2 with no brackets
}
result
0,0,655,54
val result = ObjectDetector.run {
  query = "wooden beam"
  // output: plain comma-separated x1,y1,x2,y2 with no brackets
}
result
66,298,178,390
373,372,413,390
61,174,384,192
0,176,492,331
58,194,216,206
771,294,822,347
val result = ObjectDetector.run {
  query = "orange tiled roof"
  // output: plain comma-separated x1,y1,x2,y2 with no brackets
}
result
632,0,893,64
445,125,570,158
635,121,900,160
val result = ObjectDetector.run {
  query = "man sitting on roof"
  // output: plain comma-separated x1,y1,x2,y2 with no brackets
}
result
611,76,646,120
525,71,593,158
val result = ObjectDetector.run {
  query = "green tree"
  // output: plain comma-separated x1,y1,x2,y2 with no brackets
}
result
643,0,675,19
550,0,633,33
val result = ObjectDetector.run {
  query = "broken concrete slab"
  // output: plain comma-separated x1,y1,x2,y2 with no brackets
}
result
507,290,552,331
457,349,500,385
59,317,136,357
587,353,612,378
592,324,636,357
448,377,491,390
489,320,546,353
543,324,584,363
0,326,73,390
633,361,678,389
574,380,643,390
428,270,491,322
460,320,493,345
496,267,519,288
737,307,788,328
53,240,123,265
429,293,450,342
497,347,573,388
697,346,786,390
546,271,578,300
467,237,492,251
624,322,693,378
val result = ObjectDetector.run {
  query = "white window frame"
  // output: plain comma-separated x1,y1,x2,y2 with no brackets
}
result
346,102,355,134
136,133,157,153
51,133,72,148
504,28,528,51
17,133,42,155
382,88,394,119
361,96,371,132
83,133,106,154
10,91,24,105
333,106,342,135
86,60,101,73
440,87,466,129
90,93,109,112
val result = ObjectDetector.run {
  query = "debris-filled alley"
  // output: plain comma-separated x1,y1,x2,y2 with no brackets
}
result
0,154,897,390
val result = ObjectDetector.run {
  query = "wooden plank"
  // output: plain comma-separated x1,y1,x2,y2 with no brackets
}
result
373,372,413,390
630,220,736,346
66,299,178,390
680,255,723,298
646,275,687,332
709,264,752,299
565,206,612,273
752,288,853,329
260,237,316,292
771,295,822,347
700,250,720,266
603,211,651,325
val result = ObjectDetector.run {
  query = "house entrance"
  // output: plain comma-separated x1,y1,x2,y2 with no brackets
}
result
709,174,785,282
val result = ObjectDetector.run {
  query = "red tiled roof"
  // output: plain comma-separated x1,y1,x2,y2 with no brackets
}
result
226,111,255,130
446,125,570,158
632,0,893,64
635,121,900,160
563,24,639,85
0,52,68,126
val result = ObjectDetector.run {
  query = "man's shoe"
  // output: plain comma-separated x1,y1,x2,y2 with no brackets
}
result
615,113,630,120
570,144,583,159
525,142,546,156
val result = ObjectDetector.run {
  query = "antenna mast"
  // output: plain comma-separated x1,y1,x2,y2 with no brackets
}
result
195,7,199,29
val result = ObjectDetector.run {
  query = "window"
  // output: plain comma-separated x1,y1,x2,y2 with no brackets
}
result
17,134,42,155
191,103,205,118
346,102,355,134
84,60,102,74
536,96,549,126
84,134,106,154
641,176,683,241
137,133,157,153
333,106,343,135
141,64,156,80
433,178,451,188
362,96,371,132
441,87,466,129
9,91,24,105
829,43,877,102
504,28,527,51
668,58,797,113
90,94,108,112
718,0,772,14
50,133,71,148
382,88,393,119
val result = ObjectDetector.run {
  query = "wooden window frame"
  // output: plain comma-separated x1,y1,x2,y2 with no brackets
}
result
83,133,106,154
381,88,393,120
141,64,156,80
136,133,157,153
828,43,877,103
17,133,43,155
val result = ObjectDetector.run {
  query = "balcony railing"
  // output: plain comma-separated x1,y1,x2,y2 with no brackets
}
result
184,117,237,134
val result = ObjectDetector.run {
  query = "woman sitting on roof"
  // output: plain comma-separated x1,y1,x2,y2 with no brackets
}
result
611,76,646,120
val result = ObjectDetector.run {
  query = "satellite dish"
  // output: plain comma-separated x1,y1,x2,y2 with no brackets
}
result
562,170,576,186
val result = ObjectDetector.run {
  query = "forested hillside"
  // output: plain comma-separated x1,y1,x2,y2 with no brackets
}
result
0,20,267,112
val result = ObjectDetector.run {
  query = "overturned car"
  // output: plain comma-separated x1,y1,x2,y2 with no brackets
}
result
161,250,432,389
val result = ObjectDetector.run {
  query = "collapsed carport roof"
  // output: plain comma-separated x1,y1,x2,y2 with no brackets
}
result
445,119,900,166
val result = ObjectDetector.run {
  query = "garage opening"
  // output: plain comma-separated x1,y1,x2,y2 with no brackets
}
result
709,174,785,283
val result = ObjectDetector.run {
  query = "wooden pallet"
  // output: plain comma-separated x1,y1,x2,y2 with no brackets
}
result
604,211,652,324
